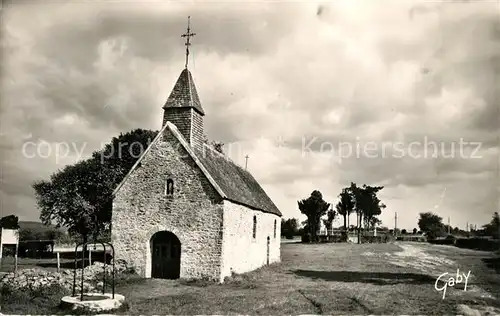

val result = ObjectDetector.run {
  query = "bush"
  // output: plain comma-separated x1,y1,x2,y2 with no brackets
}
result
339,231,348,242
455,238,500,251
429,239,455,245
301,233,311,243
1,281,69,314
361,235,389,243
397,235,426,242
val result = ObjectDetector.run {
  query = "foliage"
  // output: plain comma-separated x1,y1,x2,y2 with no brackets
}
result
32,129,158,242
281,218,299,239
0,282,69,315
348,183,385,230
482,212,500,239
401,229,407,234
322,209,337,236
335,183,386,243
455,237,500,251
298,190,330,243
0,214,19,229
202,136,224,154
17,226,64,242
210,141,224,154
370,217,382,228
336,189,354,230
417,212,445,240
412,228,418,234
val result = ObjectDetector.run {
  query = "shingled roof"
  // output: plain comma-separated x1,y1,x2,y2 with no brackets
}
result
193,146,282,216
112,122,282,217
163,68,205,115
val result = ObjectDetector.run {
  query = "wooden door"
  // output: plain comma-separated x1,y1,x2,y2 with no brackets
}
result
151,231,181,279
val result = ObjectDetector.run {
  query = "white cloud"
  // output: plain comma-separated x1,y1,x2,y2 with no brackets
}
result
1,0,498,231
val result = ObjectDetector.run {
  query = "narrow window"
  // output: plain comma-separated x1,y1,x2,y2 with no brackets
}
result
274,219,277,238
165,179,174,196
252,215,257,239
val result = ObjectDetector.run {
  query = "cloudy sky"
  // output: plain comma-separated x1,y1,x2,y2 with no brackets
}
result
1,0,499,231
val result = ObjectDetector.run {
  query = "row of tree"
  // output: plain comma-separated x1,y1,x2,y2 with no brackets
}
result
296,183,387,242
417,211,500,239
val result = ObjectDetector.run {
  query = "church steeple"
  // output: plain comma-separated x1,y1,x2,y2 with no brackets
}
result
162,17,206,150
162,68,205,115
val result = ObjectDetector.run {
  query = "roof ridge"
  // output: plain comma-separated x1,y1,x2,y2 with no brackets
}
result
112,123,170,197
187,69,194,108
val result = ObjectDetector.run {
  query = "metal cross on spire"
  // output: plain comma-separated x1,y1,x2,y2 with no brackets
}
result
181,16,196,69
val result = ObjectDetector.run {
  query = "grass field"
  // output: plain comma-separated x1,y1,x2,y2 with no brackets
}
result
2,241,500,314
113,242,500,315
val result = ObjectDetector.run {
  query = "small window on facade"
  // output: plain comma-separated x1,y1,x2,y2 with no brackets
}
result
165,179,174,196
274,220,277,238
252,215,257,239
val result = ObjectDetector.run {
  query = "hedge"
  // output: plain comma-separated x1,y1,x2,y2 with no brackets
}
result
455,238,499,251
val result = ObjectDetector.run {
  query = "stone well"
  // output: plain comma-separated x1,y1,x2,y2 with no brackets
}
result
60,292,126,314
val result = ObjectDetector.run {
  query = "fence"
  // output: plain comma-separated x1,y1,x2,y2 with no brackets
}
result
0,241,112,274
396,235,427,242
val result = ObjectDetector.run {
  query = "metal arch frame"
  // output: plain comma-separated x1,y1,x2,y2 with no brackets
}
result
72,241,115,301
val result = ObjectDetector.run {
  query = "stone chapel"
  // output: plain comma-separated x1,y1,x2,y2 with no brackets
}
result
111,20,282,283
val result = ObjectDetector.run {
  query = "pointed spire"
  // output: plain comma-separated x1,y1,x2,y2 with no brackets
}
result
163,68,205,115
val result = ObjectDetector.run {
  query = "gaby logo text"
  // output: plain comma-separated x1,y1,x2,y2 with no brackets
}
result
435,269,471,300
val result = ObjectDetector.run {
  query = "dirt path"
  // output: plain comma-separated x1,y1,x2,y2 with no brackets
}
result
363,242,500,314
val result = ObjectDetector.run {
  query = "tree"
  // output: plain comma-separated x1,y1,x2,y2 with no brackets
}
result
19,228,37,241
322,208,337,236
281,218,299,238
482,212,500,239
0,215,19,229
418,212,445,240
298,190,330,243
401,229,407,235
336,188,354,230
33,128,158,243
348,183,385,242
412,228,418,234
369,217,382,228
359,187,385,230
210,141,224,154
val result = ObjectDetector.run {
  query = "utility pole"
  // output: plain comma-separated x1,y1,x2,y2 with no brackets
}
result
394,212,397,236
357,212,361,244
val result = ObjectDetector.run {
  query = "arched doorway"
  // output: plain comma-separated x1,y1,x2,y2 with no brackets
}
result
150,231,181,279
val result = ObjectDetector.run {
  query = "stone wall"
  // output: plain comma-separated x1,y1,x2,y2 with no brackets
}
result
221,200,281,278
112,129,225,282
